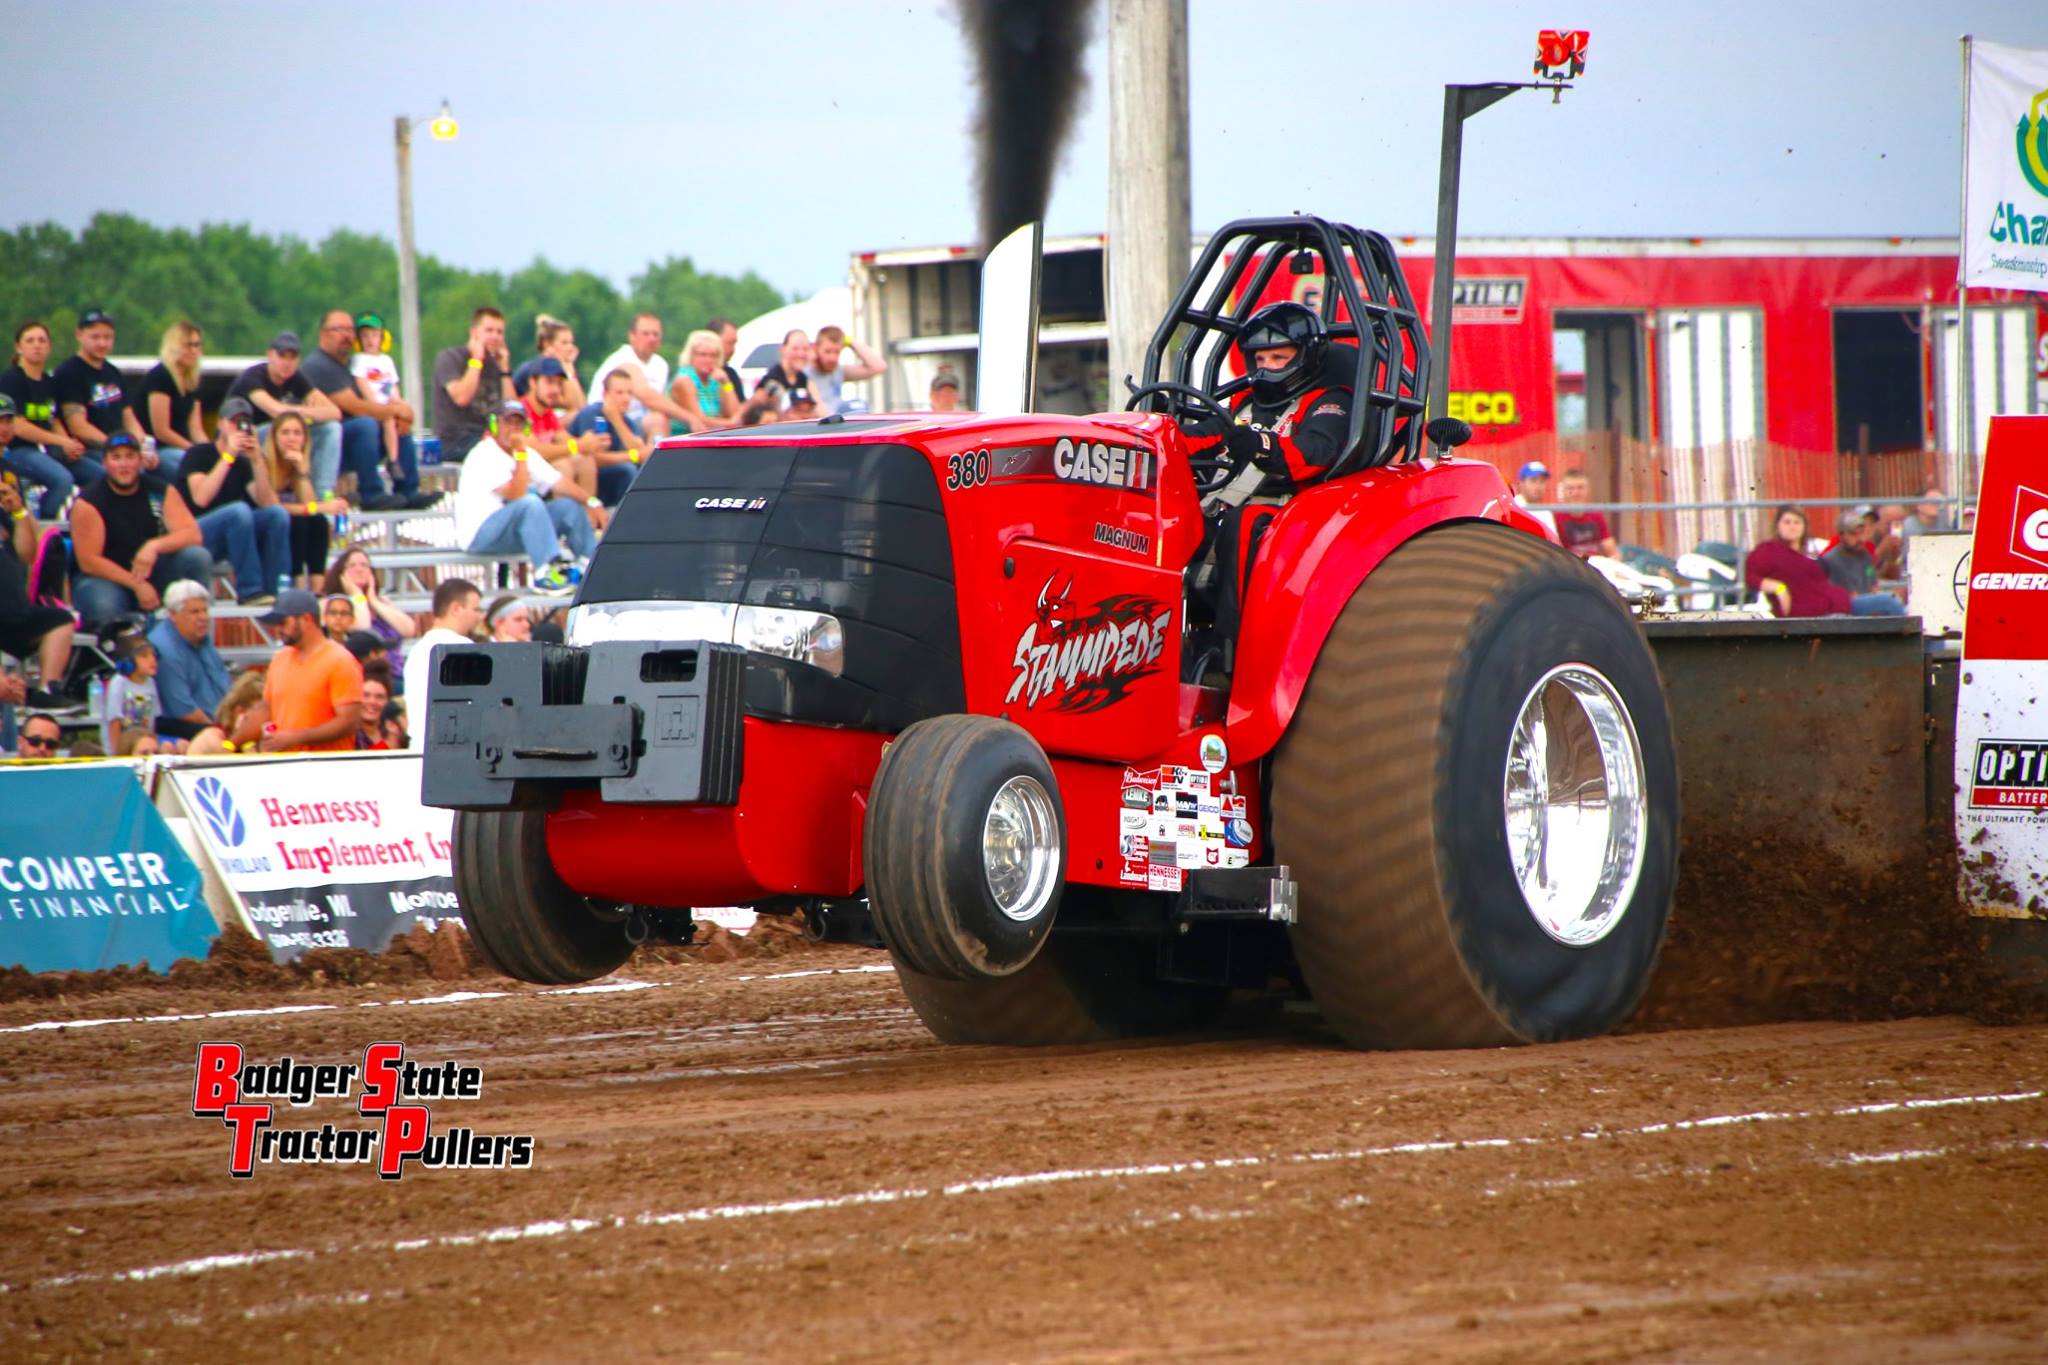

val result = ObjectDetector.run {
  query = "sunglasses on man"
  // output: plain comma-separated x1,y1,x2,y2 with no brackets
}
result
18,733,60,752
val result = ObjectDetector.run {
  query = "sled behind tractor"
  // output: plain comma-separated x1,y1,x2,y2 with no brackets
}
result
421,215,1680,1050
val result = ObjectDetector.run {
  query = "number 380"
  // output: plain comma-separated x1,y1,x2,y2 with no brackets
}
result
945,448,991,490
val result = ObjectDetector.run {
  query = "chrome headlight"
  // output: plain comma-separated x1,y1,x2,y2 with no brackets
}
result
566,600,845,676
734,606,844,675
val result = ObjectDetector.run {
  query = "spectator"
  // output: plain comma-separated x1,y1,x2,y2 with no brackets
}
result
255,588,362,752
1745,505,1901,618
484,594,531,642
514,315,587,411
1513,460,1559,539
588,313,692,443
229,332,344,494
806,325,886,414
147,579,232,744
381,707,408,751
186,668,266,757
56,309,151,470
1870,504,1907,580
140,320,207,466
1903,488,1952,538
303,309,427,511
1819,511,1906,615
755,330,813,411
569,368,649,506
432,306,517,463
171,396,290,607
705,317,746,394
403,577,483,716
262,412,348,589
784,386,820,422
1,431,75,704
1553,471,1618,559
929,367,964,413
115,728,160,759
66,734,106,759
343,630,390,672
319,546,418,643
452,400,601,596
349,312,404,469
323,592,357,642
2,322,90,516
356,659,393,749
520,357,604,491
670,330,744,433
102,634,161,754
13,711,62,759
69,433,211,625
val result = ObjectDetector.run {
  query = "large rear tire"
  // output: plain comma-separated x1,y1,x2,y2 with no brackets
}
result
1273,522,1678,1048
865,715,1066,981
453,808,635,984
893,934,1223,1045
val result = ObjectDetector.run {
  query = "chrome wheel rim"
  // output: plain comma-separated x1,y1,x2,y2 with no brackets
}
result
1502,664,1647,947
982,775,1062,923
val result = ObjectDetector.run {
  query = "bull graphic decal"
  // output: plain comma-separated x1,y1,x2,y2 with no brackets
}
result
1008,574,1173,713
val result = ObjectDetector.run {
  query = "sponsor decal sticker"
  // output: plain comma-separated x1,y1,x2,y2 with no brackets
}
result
1970,739,2048,810
694,496,769,512
1199,734,1228,773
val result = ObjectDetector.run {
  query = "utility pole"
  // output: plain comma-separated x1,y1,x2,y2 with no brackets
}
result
1106,0,1190,399
394,116,423,431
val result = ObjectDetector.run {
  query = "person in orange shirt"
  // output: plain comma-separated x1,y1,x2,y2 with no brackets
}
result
256,588,362,752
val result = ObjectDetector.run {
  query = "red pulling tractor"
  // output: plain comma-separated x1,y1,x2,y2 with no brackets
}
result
422,217,1679,1049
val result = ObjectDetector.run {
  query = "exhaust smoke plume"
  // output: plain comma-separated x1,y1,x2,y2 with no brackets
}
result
957,0,1099,247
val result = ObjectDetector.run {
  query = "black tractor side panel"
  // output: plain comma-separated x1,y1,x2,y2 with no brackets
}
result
577,442,964,728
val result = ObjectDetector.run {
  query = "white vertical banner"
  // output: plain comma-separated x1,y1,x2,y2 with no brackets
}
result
1962,39,2048,291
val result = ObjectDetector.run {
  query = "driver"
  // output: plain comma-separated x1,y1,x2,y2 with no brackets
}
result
1222,301,1350,488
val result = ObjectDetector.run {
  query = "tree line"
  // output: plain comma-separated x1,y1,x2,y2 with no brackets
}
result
0,213,789,360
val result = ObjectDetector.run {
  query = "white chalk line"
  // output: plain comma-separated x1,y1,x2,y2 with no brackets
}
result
17,1087,2041,1296
0,963,897,1036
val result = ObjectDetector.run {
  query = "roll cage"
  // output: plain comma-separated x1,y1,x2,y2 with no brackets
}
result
1136,215,1431,477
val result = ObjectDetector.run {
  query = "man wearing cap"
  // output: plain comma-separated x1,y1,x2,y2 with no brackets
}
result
452,400,603,596
229,332,344,495
928,368,964,413
1818,509,1904,615
68,433,212,625
55,309,149,468
520,356,605,492
255,588,363,753
302,309,429,511
170,397,291,606
1513,460,1559,539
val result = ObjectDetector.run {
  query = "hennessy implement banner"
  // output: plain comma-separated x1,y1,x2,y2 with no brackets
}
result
1963,39,2048,291
168,755,458,960
0,765,215,973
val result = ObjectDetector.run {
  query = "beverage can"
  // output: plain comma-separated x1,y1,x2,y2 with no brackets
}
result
419,434,443,466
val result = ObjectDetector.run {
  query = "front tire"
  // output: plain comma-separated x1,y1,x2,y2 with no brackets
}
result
865,715,1066,981
1273,522,1678,1048
452,808,634,984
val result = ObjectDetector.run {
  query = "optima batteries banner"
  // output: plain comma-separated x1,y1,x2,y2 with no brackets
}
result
167,756,457,961
0,765,215,973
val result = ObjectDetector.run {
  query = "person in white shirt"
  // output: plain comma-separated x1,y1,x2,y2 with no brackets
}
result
587,312,693,444
453,400,604,595
403,577,484,724
1514,460,1559,540
349,312,405,470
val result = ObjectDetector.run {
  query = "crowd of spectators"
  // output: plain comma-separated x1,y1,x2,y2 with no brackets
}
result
0,300,901,757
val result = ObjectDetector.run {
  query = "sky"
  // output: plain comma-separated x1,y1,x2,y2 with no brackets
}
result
5,0,2046,300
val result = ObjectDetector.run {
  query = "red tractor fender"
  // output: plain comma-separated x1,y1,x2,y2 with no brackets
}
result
1224,458,1550,763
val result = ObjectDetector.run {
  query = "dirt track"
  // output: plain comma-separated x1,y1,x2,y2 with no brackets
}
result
3,935,2046,1363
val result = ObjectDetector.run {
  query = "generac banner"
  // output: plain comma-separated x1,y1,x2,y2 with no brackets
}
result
164,754,459,960
1955,415,2048,917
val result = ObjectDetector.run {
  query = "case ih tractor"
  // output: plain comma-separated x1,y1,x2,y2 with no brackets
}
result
423,216,1678,1049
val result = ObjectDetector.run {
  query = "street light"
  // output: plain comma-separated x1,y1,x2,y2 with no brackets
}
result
395,100,457,436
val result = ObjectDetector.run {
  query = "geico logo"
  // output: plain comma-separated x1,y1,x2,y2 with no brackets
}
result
1446,391,1518,425
1053,436,1153,490
2022,506,2048,553
1970,572,2048,590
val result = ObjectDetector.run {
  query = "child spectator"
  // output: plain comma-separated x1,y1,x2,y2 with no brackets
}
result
323,592,357,642
116,727,160,759
140,320,207,467
350,312,404,469
103,634,162,754
1,321,92,512
306,309,430,510
263,411,348,590
186,668,265,756
320,546,418,644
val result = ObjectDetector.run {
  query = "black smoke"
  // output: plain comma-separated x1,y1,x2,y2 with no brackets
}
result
957,0,1100,247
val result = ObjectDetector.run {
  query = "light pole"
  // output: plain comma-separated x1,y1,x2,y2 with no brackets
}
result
394,100,458,432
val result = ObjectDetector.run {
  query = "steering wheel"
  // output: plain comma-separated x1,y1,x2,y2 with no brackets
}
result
1125,380,1242,492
